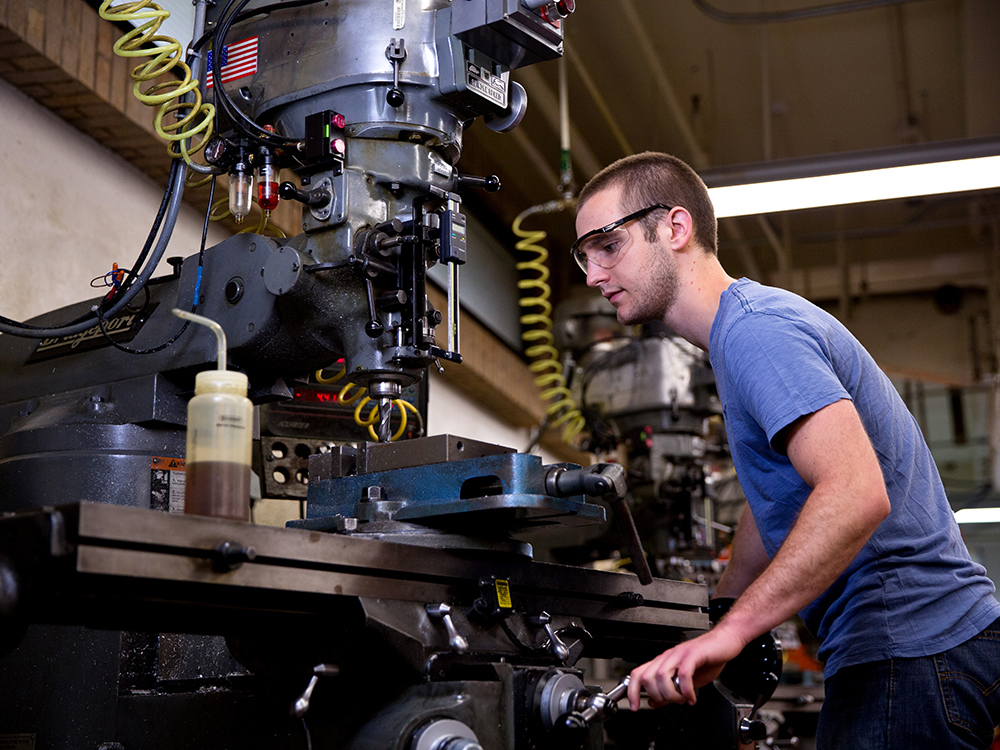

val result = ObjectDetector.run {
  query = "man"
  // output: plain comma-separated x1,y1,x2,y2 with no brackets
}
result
574,152,1000,748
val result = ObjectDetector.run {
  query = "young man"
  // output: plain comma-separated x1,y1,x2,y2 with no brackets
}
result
574,152,1000,748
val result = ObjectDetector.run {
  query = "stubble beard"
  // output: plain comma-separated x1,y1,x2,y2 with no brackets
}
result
615,239,678,326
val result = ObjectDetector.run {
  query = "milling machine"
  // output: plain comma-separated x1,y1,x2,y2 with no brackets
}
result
553,289,737,582
0,2,768,748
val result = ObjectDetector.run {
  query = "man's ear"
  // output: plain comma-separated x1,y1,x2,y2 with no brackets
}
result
665,207,695,250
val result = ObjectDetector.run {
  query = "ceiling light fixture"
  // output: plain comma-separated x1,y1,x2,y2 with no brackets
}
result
701,137,1000,219
954,507,1000,525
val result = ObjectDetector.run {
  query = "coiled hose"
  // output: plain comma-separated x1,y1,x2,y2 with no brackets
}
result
208,196,286,237
98,0,215,164
314,368,422,443
513,202,586,446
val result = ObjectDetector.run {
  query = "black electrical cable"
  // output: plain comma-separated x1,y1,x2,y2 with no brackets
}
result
691,0,931,24
211,0,299,147
95,177,217,354
102,161,180,306
0,161,175,334
0,160,188,339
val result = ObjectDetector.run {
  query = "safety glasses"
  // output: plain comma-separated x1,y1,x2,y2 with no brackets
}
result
571,204,673,272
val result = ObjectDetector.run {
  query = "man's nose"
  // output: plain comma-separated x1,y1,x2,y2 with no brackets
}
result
585,261,608,287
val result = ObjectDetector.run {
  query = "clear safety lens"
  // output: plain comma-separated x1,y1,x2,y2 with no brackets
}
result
571,227,631,272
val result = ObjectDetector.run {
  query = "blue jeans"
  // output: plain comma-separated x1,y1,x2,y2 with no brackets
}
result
818,617,1000,749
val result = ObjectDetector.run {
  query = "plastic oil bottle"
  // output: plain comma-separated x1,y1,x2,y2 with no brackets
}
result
173,309,253,520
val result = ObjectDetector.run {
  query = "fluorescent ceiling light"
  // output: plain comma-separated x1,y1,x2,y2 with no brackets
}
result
954,507,1000,525
709,156,1000,218
701,138,1000,219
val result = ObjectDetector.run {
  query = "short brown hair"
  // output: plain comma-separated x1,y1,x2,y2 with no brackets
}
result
578,152,718,255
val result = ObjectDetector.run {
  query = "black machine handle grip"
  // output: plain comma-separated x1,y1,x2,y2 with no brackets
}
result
546,464,653,585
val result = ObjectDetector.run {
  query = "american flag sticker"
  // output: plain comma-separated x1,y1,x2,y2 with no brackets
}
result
205,36,259,89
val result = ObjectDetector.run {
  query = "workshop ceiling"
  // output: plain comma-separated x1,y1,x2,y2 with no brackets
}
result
460,0,1000,307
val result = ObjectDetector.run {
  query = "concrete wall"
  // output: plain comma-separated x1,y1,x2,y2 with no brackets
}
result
0,78,228,320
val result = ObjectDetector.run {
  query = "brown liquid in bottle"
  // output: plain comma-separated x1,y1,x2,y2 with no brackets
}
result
184,461,251,520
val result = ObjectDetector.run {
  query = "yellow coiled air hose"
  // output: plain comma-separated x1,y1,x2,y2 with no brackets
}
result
98,0,215,164
332,378,421,443
513,204,586,446
208,196,286,237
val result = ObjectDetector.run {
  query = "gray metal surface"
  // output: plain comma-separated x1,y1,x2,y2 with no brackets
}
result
583,336,718,422
353,433,515,474
69,501,705,626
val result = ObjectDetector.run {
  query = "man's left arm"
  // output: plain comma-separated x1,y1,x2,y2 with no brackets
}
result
628,398,891,708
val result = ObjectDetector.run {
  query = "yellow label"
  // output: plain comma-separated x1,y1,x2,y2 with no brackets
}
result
495,579,512,609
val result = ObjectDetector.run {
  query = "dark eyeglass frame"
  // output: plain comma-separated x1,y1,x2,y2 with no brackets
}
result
571,203,674,271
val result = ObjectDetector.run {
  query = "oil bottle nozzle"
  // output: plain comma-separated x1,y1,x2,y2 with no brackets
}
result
173,309,227,371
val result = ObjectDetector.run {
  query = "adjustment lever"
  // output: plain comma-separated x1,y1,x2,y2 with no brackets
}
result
385,38,406,107
578,676,629,725
558,677,630,733
739,672,778,744
456,174,501,193
363,278,383,338
278,181,331,209
527,612,570,662
546,464,653,585
426,603,468,653
291,663,340,718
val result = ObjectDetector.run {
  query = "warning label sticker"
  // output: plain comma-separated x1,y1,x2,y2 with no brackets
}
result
495,578,512,609
151,456,186,514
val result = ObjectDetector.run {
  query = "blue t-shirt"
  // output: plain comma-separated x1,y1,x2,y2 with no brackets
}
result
709,279,1000,677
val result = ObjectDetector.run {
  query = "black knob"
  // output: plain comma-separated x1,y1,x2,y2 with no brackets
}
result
457,174,501,193
741,718,767,742
279,181,329,208
212,541,256,572
386,88,405,107
167,256,184,277
365,320,384,338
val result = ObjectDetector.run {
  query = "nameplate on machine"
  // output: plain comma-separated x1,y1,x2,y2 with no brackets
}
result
466,62,508,108
26,304,157,363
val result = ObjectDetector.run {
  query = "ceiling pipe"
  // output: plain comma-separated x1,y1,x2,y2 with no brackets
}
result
565,42,635,156
889,4,925,143
516,65,603,181
759,23,793,284
509,126,562,194
618,0,769,279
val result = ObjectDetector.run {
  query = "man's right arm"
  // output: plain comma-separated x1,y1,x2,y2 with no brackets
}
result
713,504,770,600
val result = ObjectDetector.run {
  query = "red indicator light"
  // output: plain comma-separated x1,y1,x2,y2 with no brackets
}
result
332,113,346,128
331,138,346,154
